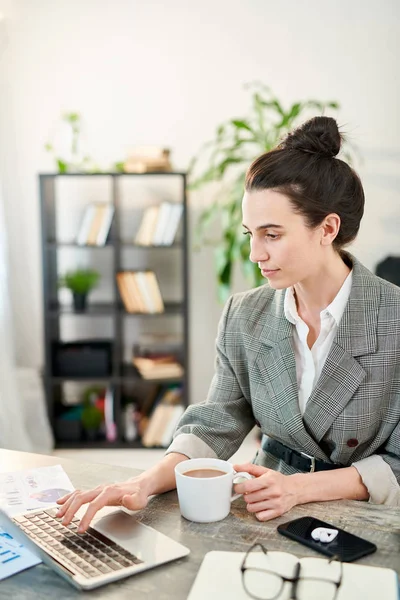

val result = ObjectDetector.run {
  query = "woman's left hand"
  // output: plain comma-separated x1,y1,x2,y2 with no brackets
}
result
233,463,298,521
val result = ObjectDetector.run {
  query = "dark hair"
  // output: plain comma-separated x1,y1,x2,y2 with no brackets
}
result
245,116,365,250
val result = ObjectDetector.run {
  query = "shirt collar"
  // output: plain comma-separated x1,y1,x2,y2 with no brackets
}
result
284,270,353,326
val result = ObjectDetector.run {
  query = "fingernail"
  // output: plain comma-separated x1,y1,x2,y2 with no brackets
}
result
77,526,84,533
56,509,62,516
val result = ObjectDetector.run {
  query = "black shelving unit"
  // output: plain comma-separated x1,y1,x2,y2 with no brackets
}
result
39,172,189,449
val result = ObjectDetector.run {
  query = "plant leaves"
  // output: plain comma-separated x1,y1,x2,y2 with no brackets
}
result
189,84,357,301
231,119,253,133
56,159,68,173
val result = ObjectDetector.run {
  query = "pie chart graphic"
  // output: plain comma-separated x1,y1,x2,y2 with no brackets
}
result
30,489,71,503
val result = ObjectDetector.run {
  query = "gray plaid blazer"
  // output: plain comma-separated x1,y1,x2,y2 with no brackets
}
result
172,254,400,493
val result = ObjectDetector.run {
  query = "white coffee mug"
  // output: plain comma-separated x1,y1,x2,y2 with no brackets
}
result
175,458,252,523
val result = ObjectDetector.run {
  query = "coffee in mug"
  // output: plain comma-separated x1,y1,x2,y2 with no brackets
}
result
183,469,226,478
175,458,252,523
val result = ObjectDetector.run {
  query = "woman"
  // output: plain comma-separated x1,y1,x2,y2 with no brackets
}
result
57,116,400,532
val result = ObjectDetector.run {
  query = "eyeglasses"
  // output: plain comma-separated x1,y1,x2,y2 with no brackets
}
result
240,543,343,600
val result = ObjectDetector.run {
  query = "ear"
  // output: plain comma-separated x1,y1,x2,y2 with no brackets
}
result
320,213,341,246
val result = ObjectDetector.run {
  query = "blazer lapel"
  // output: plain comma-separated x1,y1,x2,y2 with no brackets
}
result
303,255,379,441
256,289,332,459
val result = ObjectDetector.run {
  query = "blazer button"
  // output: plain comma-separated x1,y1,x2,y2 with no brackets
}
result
347,438,359,448
255,420,261,428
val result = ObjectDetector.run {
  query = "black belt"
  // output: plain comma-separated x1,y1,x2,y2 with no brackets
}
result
262,437,343,473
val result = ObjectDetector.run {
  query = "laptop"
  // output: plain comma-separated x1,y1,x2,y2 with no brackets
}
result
0,506,189,590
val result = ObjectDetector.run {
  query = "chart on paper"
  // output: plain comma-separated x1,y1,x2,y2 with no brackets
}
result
0,526,41,580
0,464,74,516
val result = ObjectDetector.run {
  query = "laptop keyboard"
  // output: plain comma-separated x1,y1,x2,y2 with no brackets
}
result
13,508,143,579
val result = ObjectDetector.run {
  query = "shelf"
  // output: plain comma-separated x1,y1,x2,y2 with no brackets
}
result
47,301,184,317
46,241,115,249
40,172,186,177
48,302,118,316
121,302,184,316
54,439,164,450
46,241,181,249
120,242,182,249
40,171,189,448
50,375,114,383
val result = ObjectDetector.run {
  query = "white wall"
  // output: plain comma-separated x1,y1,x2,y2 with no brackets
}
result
0,0,399,406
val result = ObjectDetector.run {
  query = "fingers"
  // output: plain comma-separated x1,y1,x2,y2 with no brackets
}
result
246,499,275,513
233,463,270,477
243,488,277,504
57,491,75,505
78,488,115,532
58,488,103,525
234,471,272,495
254,509,281,522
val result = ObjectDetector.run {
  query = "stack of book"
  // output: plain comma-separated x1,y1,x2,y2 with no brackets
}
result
141,387,185,448
135,202,183,246
76,203,114,246
116,271,164,313
123,146,172,173
132,354,184,380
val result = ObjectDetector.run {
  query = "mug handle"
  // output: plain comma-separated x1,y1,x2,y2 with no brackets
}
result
231,471,253,502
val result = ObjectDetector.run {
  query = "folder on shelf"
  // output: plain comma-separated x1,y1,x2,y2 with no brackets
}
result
144,271,164,313
126,273,148,313
87,204,106,245
152,202,173,245
76,204,97,245
116,271,164,314
162,203,183,245
116,273,137,313
96,205,114,246
76,203,114,246
135,205,159,246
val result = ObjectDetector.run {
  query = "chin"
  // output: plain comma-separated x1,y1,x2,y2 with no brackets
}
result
266,280,288,290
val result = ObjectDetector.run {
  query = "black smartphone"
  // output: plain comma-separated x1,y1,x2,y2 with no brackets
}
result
277,516,377,562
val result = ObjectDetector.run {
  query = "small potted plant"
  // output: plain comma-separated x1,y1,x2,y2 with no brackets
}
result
59,268,100,311
81,386,104,441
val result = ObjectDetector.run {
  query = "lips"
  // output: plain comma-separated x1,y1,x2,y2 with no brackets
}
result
261,268,280,277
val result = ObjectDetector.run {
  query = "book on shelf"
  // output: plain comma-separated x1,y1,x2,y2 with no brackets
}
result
76,203,114,246
116,271,164,314
141,385,184,447
134,205,159,246
132,355,184,380
134,202,183,246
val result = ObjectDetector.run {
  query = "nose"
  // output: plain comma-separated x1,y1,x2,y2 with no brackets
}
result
249,236,269,264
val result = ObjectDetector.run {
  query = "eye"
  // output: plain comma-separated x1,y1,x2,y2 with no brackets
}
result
266,234,280,240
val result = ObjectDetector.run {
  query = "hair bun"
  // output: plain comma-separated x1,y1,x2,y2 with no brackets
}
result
283,116,341,158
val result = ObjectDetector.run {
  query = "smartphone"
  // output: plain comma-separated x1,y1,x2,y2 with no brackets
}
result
277,516,377,562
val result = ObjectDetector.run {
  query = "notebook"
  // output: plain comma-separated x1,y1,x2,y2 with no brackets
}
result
188,550,399,600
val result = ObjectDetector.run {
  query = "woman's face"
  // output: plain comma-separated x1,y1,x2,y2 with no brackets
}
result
242,189,325,290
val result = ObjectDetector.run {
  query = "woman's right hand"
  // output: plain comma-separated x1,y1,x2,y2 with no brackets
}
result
55,451,189,533
55,477,151,533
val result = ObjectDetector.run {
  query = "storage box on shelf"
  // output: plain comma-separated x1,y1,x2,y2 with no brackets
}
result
40,172,189,449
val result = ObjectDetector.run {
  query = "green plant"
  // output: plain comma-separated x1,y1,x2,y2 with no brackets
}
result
45,112,100,173
81,404,103,431
81,386,104,432
58,269,100,295
189,83,358,303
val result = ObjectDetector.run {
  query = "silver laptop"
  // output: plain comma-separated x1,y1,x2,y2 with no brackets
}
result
0,506,189,590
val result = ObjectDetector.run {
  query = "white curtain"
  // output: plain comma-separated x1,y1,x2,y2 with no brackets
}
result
0,182,34,450
0,12,53,452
